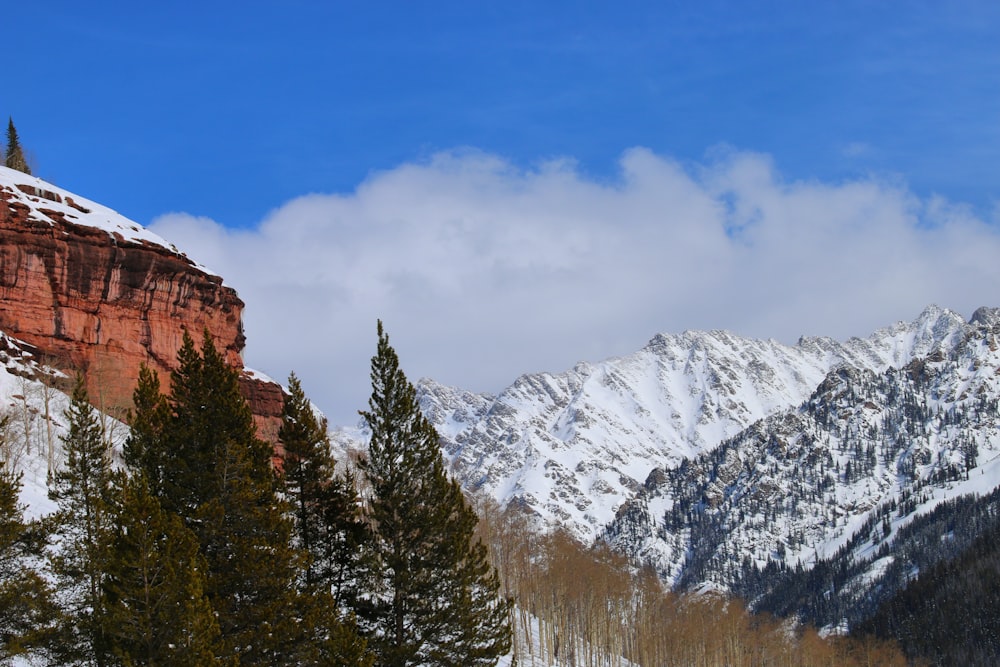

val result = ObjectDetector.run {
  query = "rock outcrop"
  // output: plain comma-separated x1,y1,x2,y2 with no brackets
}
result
0,166,284,440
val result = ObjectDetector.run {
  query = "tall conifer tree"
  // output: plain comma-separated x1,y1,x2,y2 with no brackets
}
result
279,372,372,666
136,330,305,665
358,322,511,667
48,375,114,666
425,478,513,667
280,373,367,605
123,364,171,498
281,372,339,587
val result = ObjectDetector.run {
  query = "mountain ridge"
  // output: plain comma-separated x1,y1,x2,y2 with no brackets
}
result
405,304,973,543
384,302,1000,632
612,309,1000,627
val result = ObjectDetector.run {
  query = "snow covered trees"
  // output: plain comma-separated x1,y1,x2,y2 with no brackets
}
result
357,321,511,667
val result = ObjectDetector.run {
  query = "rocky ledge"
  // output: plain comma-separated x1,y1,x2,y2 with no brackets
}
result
0,166,283,441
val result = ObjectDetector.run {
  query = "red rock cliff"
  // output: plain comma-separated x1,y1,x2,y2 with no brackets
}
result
0,167,284,441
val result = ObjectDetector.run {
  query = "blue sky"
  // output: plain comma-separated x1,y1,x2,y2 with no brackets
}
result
7,2,1000,421
11,1,999,226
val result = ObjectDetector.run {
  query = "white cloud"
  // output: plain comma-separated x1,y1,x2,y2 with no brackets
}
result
150,148,1000,424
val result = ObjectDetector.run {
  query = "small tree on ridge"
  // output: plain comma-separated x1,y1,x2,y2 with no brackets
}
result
5,118,31,174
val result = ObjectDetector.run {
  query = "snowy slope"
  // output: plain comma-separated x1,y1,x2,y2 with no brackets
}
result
0,165,214,275
413,305,970,541
0,333,73,519
0,330,132,520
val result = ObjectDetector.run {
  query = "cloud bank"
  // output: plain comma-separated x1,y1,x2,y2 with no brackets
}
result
150,147,1000,424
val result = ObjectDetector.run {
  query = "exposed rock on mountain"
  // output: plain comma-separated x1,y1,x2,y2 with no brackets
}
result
0,166,283,439
604,310,1000,625
410,304,1000,628
419,304,970,541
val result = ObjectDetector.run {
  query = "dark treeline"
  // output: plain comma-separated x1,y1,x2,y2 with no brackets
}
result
739,486,1000,665
0,325,510,666
858,496,1000,666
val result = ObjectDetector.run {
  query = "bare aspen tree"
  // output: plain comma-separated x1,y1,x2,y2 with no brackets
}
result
0,410,23,469
474,504,911,667
13,375,40,463
35,373,61,476
86,360,130,455
461,460,913,667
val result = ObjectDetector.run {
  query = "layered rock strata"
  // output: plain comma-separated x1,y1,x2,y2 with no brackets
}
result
0,167,283,440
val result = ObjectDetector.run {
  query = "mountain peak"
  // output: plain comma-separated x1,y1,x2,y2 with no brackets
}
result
913,303,966,332
404,307,987,541
970,306,1000,328
605,310,1000,621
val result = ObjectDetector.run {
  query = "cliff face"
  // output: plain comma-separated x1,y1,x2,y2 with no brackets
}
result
0,166,284,441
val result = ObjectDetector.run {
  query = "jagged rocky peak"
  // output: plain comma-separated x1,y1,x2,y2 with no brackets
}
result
903,303,967,348
604,313,1000,609
970,306,1000,328
413,305,998,546
416,377,494,430
0,165,284,440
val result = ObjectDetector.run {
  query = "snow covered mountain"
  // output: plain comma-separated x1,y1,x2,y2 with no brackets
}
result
393,304,1000,627
415,305,973,542
603,306,1000,627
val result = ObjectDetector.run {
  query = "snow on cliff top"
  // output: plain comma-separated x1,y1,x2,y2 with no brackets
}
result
0,165,217,276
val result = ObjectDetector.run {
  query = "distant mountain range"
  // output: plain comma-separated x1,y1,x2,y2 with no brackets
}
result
333,304,1000,629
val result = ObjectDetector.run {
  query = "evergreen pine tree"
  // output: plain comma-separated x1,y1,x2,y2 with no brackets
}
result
425,478,513,667
4,118,30,174
103,473,229,666
48,375,114,666
150,330,307,666
280,372,339,588
123,364,171,498
280,373,368,609
0,444,58,662
319,467,369,611
358,322,511,667
279,373,373,667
